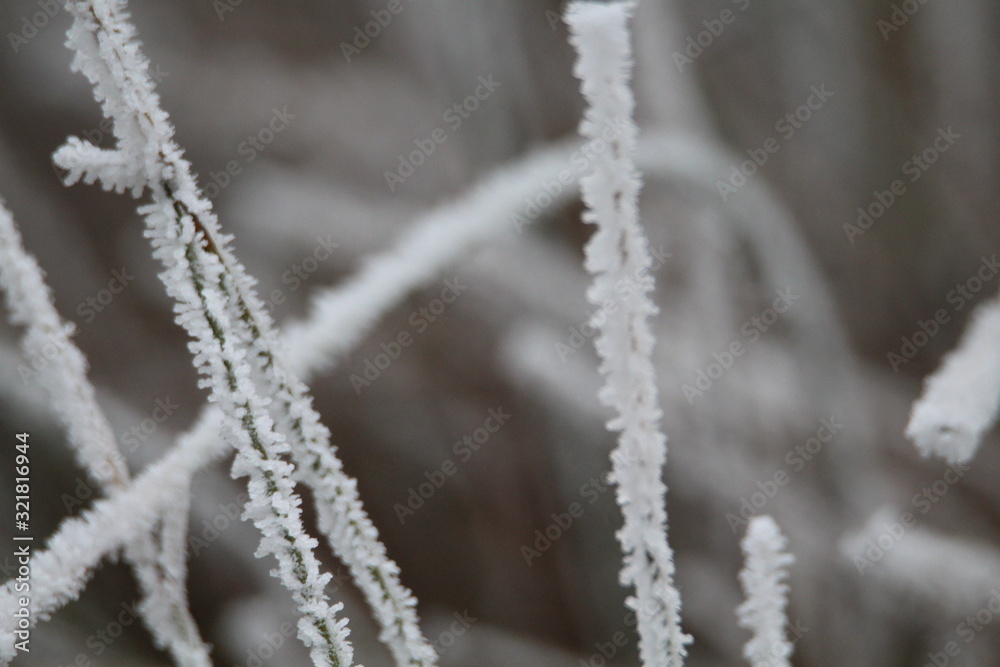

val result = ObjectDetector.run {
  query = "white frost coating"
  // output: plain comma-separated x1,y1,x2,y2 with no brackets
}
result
0,410,229,665
0,200,128,489
565,2,690,665
0,421,215,664
0,199,211,666
906,295,1000,463
283,140,578,378
4,127,798,658
131,488,212,667
737,516,796,667
0,139,582,659
52,1,357,664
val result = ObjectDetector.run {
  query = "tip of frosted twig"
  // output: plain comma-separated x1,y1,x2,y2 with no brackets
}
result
905,297,1000,464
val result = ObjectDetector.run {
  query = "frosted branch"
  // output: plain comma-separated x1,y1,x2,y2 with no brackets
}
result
906,295,1000,463
737,516,796,667
566,2,690,665
0,198,211,665
3,125,801,659
52,138,141,195
56,1,356,664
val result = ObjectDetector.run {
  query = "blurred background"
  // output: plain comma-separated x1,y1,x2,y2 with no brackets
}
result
1,0,1000,665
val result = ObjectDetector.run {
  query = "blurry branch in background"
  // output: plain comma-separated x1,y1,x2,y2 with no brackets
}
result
0,117,852,663
737,516,796,667
906,294,1000,463
0,135,585,663
841,508,1000,612
0,199,211,666
0,0,865,658
566,2,690,665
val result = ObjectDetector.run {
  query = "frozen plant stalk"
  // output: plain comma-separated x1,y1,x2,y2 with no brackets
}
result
0,199,211,666
565,2,691,665
53,0,363,664
906,295,1000,463
737,516,795,667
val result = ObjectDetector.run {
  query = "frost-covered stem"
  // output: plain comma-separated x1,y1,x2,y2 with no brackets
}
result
565,3,690,665
737,516,795,667
0,199,210,666
145,54,434,667
1,130,769,654
906,294,1000,463
0,200,128,490
0,140,582,652
55,1,354,664
231,300,436,665
204,214,433,662
0,411,228,662
130,488,212,667
144,188,352,667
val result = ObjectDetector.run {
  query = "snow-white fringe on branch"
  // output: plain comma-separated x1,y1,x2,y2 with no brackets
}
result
48,1,436,665
906,295,1000,463
1,118,831,663
56,3,354,664
737,516,795,667
0,199,211,666
0,138,582,660
565,2,691,665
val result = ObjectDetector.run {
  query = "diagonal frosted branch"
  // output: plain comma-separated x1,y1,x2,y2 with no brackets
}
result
3,124,807,658
282,140,578,377
57,1,355,664
0,199,128,489
0,198,211,666
0,414,219,664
